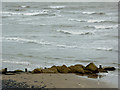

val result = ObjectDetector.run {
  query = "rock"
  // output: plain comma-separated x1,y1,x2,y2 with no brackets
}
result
69,65,85,74
48,67,58,73
41,69,56,73
98,68,108,73
84,70,93,74
14,70,24,73
56,65,71,73
0,69,6,74
74,64,85,69
32,68,42,73
85,63,98,73
103,67,116,71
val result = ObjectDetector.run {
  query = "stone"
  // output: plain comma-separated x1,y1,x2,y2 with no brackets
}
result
32,68,42,73
14,70,24,73
41,69,56,73
69,65,85,74
85,63,98,73
56,65,71,73
103,67,116,71
98,68,108,73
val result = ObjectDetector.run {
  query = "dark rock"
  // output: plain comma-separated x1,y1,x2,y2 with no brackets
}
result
98,68,108,73
41,69,56,73
85,63,98,73
103,67,116,71
14,70,24,73
56,65,71,73
32,68,42,73
68,65,85,74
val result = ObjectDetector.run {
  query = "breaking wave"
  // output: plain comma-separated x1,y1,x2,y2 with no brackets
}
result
82,11,105,15
68,19,116,23
57,30,93,35
49,6,65,9
3,37,51,45
96,47,113,51
2,60,30,65
85,25,118,29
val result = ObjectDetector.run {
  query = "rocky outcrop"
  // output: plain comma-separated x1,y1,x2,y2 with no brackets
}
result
85,63,98,73
56,65,71,73
32,68,42,73
68,65,85,74
103,67,116,71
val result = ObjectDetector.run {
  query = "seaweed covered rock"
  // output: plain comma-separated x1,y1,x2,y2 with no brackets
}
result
103,67,116,71
56,65,71,73
48,66,58,73
85,63,98,73
14,70,24,73
32,68,42,73
42,68,57,73
69,65,85,74
98,68,108,73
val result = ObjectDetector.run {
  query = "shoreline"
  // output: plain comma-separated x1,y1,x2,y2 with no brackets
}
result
1,63,118,88
2,73,115,88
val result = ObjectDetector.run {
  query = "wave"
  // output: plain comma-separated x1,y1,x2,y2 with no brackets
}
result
85,25,118,29
2,10,49,16
57,30,93,35
68,19,116,23
3,37,51,45
96,47,113,51
56,44,78,48
21,6,30,8
82,11,105,15
49,6,65,9
2,60,30,65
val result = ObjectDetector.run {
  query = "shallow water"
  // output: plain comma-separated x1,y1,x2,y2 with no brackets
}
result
2,2,118,87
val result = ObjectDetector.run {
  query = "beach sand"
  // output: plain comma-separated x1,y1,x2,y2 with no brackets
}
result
2,73,115,88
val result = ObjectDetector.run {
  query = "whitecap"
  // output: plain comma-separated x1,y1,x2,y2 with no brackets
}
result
96,47,113,51
49,6,65,9
57,30,93,35
82,11,105,15
3,37,51,45
56,44,77,48
2,60,30,65
86,25,118,29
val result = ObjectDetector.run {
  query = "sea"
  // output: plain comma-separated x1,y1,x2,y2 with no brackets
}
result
1,2,119,87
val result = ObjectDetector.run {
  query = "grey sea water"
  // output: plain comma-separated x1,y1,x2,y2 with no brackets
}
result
2,2,118,87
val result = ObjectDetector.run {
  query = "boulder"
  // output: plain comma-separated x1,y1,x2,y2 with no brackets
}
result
48,67,58,73
103,67,116,71
32,68,42,73
85,63,98,73
98,68,108,73
69,65,85,74
56,65,71,73
74,64,85,69
14,70,24,73
84,70,93,74
41,69,55,73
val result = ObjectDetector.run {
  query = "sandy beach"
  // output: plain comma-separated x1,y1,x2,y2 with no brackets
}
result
2,73,115,88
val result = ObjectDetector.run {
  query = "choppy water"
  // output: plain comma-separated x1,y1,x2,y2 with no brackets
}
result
2,2,118,87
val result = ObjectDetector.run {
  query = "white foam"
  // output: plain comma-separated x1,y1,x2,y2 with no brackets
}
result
2,60,30,65
69,19,108,23
56,44,77,48
57,30,93,35
96,47,113,51
82,11,105,15
87,25,118,29
49,6,65,9
2,10,48,16
3,37,51,45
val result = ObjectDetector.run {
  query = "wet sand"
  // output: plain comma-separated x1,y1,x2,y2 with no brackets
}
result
2,73,115,88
